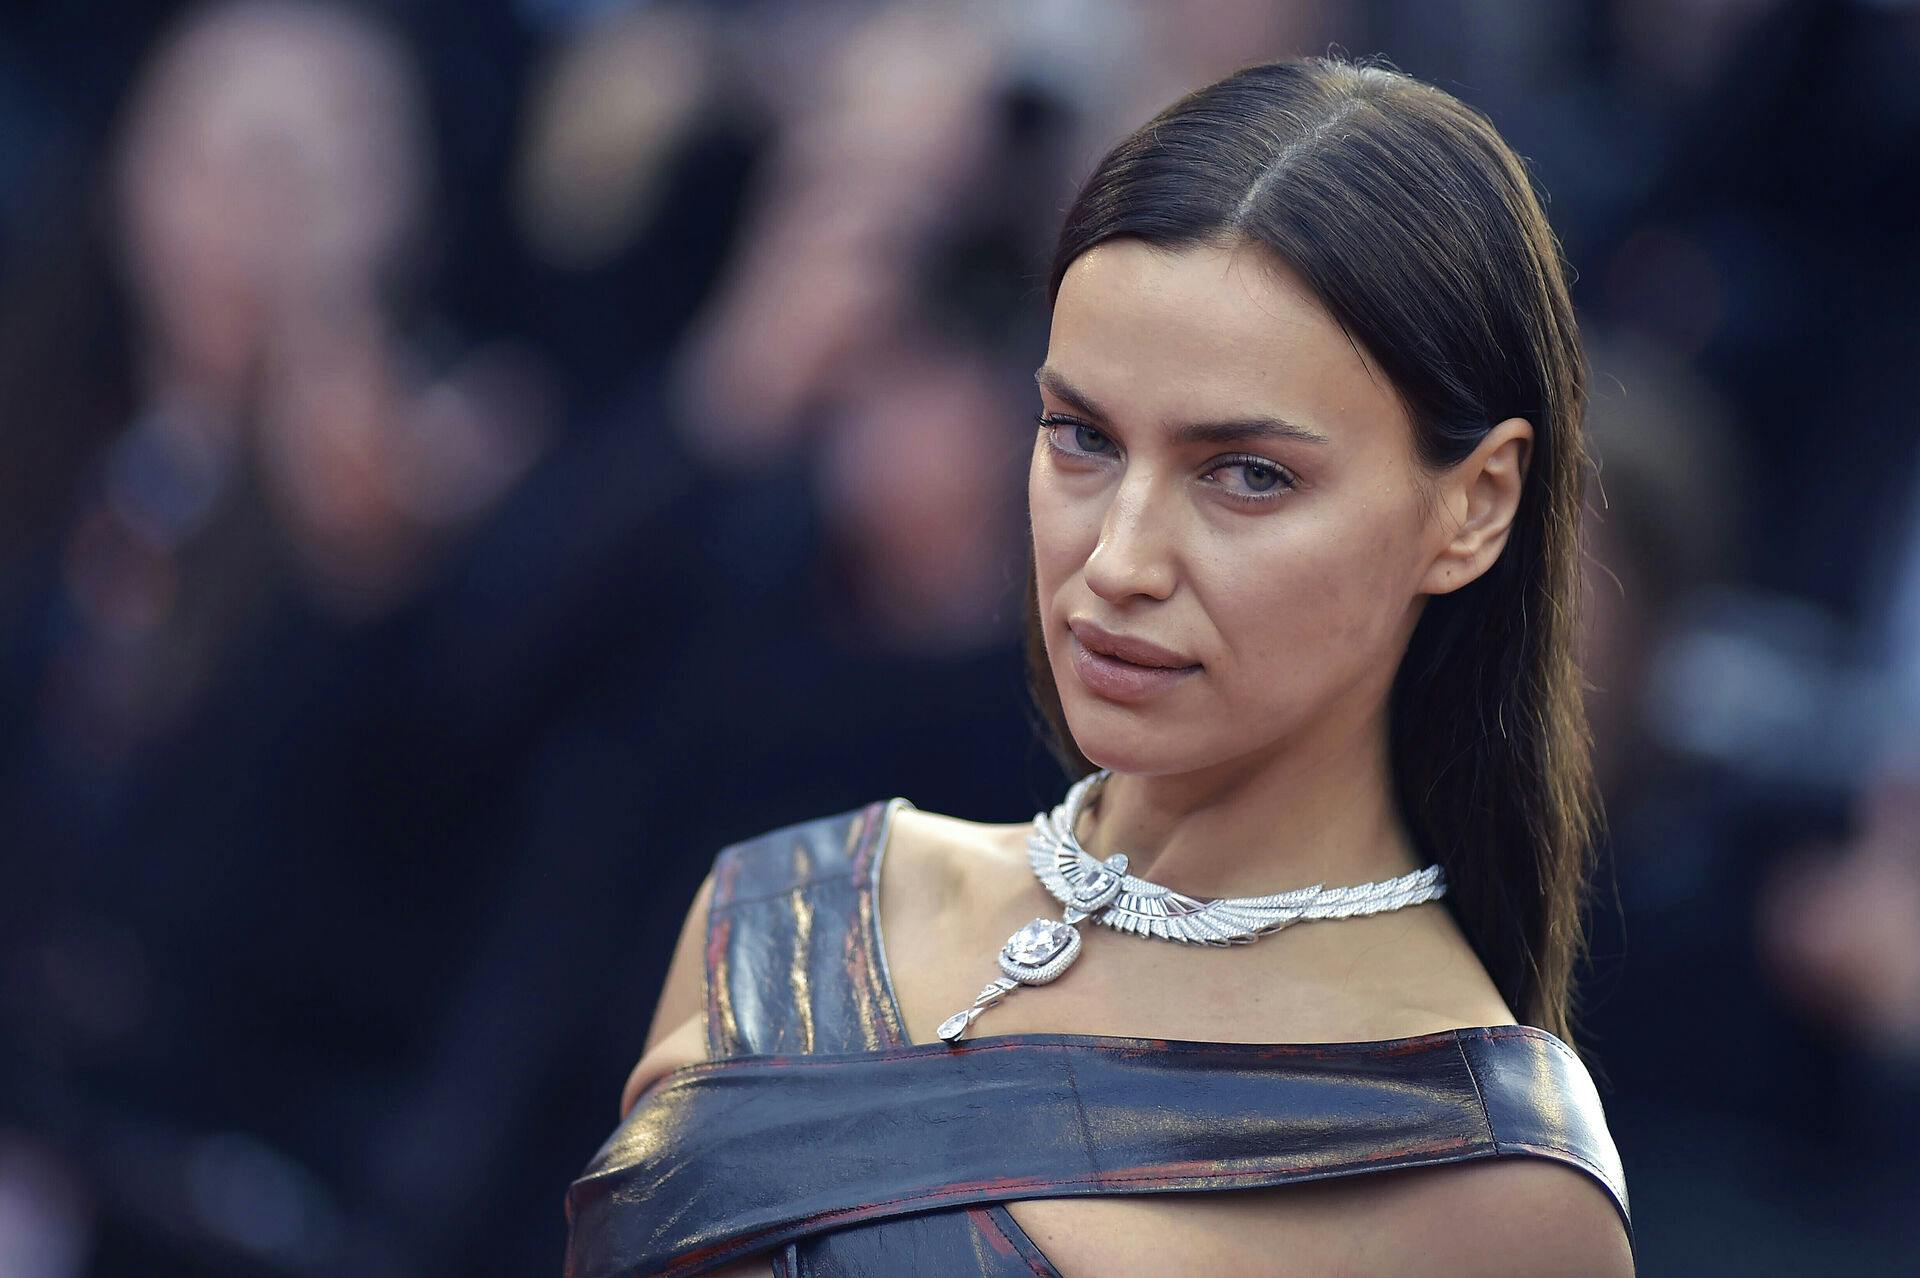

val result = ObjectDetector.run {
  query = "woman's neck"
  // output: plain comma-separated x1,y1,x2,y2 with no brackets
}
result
1076,710,1424,898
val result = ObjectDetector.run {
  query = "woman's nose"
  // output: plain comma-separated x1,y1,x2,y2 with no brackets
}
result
1083,482,1177,603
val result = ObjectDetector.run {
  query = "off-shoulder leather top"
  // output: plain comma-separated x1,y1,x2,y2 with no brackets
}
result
565,798,1633,1277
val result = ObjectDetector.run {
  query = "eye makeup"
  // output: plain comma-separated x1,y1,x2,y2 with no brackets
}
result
1034,412,1298,505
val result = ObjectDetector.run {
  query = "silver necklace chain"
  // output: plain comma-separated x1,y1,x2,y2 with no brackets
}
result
936,768,1449,1044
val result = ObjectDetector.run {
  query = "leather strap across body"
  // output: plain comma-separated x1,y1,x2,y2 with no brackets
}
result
564,801,1633,1278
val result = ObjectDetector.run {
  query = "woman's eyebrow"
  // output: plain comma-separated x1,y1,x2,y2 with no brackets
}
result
1034,366,1331,447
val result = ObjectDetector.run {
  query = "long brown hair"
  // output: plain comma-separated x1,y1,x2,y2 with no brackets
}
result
1024,56,1601,1054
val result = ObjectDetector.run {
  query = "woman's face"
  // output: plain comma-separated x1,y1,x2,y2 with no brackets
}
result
1030,238,1452,777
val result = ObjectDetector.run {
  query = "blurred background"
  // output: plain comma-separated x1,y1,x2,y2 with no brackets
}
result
0,0,1916,1273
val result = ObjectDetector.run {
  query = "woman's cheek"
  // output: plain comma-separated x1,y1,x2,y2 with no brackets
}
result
1210,542,1357,701
1029,474,1095,596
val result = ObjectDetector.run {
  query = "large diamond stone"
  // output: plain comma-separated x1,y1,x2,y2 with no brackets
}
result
1003,919,1073,966
1071,869,1115,905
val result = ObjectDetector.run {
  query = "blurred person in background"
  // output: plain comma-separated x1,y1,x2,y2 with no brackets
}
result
0,1,560,1272
1572,321,1920,1274
1760,441,1920,1066
46,0,547,760
1754,443,1920,1263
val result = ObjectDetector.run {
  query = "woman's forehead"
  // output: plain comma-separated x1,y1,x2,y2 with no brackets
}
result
1046,240,1403,444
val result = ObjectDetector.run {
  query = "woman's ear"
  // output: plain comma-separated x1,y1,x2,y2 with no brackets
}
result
1418,417,1533,595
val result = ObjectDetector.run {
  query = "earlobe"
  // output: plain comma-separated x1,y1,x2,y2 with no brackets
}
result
1420,417,1533,596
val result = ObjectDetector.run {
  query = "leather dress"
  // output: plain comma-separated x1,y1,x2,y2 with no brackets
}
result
565,798,1633,1277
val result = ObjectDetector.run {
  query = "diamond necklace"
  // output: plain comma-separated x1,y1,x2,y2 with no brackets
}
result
935,768,1450,1044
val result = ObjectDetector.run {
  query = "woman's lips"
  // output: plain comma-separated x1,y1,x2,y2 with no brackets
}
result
1069,631,1201,702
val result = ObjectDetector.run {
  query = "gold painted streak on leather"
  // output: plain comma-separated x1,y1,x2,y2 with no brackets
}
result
788,836,818,1054
849,802,906,1051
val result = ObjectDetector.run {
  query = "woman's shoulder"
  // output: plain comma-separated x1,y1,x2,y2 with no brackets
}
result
701,796,916,892
709,797,1026,898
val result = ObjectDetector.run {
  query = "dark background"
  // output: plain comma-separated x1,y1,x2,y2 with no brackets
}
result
1,1,1917,1274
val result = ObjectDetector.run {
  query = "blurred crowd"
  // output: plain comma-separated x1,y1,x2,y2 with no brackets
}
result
0,1,1915,1274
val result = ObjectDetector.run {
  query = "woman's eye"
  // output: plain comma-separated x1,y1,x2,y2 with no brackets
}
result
1069,424,1114,455
1035,413,1114,457
1215,459,1296,498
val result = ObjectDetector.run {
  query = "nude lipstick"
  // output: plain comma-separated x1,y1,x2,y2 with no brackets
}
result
1067,619,1201,703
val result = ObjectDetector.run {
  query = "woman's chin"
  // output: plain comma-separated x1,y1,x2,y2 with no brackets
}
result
1062,720,1195,778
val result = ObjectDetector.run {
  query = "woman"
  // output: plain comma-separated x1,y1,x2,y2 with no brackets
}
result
567,56,1633,1277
